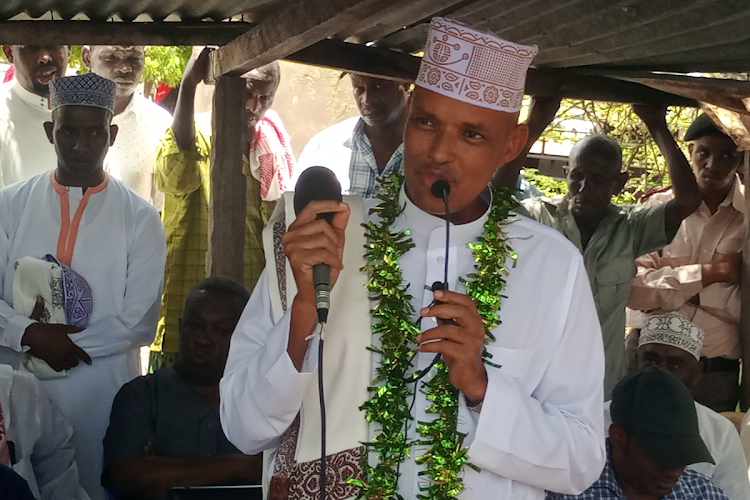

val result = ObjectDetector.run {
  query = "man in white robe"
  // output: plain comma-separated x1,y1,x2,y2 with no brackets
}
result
0,72,165,500
0,45,70,187
0,364,89,500
220,18,606,500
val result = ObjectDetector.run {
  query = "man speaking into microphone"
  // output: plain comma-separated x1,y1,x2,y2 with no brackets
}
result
220,17,605,500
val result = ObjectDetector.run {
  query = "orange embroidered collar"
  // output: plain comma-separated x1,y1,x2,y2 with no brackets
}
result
50,171,109,266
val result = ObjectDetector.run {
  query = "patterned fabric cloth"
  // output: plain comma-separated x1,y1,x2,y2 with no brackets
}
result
150,120,276,359
43,254,93,328
417,17,537,113
49,73,116,113
249,110,295,202
269,415,364,500
546,441,729,500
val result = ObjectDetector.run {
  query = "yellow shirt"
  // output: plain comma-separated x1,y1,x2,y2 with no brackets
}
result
152,125,275,354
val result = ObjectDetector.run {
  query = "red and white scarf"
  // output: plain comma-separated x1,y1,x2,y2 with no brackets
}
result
249,110,295,202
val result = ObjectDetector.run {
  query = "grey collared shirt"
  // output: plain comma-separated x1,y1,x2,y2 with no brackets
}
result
520,195,670,398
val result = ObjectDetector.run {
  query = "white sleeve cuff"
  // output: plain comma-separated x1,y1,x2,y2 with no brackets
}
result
5,315,34,352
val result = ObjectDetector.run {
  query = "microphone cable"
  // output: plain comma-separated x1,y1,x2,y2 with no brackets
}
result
394,180,453,491
318,322,327,500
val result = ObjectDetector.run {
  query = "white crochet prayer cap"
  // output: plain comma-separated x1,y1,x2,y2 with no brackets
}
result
639,312,704,361
416,17,538,113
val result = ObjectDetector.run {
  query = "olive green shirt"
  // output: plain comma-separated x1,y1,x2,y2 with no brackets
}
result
520,195,671,398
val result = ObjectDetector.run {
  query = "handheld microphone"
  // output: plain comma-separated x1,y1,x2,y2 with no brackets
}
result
430,180,451,289
431,180,453,326
293,166,343,324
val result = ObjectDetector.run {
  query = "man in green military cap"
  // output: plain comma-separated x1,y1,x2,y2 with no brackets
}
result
628,113,745,412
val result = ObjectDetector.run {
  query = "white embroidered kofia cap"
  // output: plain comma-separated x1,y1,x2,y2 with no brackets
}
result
416,17,538,113
639,312,704,361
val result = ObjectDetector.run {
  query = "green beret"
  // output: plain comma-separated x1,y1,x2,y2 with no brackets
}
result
684,114,728,141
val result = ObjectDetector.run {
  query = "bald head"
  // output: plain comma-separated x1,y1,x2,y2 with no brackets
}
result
565,134,627,221
569,134,622,175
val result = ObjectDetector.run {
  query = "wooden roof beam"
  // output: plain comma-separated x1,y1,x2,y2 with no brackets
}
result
208,0,402,80
283,39,697,107
0,20,252,46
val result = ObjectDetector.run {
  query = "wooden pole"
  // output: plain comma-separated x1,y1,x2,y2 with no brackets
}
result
206,75,246,284
740,150,750,410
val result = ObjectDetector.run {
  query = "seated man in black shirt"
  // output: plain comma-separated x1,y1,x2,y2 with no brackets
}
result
102,277,261,500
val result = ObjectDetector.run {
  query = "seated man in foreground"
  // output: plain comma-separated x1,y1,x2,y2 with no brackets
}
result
548,367,726,500
221,17,606,500
605,312,749,499
103,277,262,500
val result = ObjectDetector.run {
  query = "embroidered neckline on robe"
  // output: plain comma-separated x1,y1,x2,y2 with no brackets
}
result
50,171,109,266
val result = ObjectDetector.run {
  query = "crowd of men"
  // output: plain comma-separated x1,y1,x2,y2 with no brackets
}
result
0,14,748,500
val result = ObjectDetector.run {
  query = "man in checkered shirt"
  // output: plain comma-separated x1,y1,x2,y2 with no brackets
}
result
547,367,728,500
294,73,410,198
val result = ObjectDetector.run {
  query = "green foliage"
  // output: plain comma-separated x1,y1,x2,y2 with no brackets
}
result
526,99,700,205
66,45,190,85
142,46,191,86
523,168,567,198
68,46,86,73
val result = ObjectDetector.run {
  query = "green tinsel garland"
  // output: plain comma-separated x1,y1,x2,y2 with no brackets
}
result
351,174,517,500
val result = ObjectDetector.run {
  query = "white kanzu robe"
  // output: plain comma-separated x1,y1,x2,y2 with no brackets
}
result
220,189,607,499
0,172,166,500
0,81,57,188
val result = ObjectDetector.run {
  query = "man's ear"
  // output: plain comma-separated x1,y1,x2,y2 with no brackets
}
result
81,46,92,69
43,122,54,144
687,358,704,388
2,46,14,64
501,123,529,165
609,423,626,445
109,124,119,146
562,165,570,178
613,171,629,194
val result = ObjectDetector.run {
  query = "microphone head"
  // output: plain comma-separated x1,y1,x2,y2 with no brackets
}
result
293,166,343,222
431,180,451,200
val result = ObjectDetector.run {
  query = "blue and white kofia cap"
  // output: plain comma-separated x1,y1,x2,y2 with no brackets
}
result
49,72,117,113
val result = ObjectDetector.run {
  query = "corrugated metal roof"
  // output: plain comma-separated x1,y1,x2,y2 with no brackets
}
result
2,0,749,73
0,0,279,22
